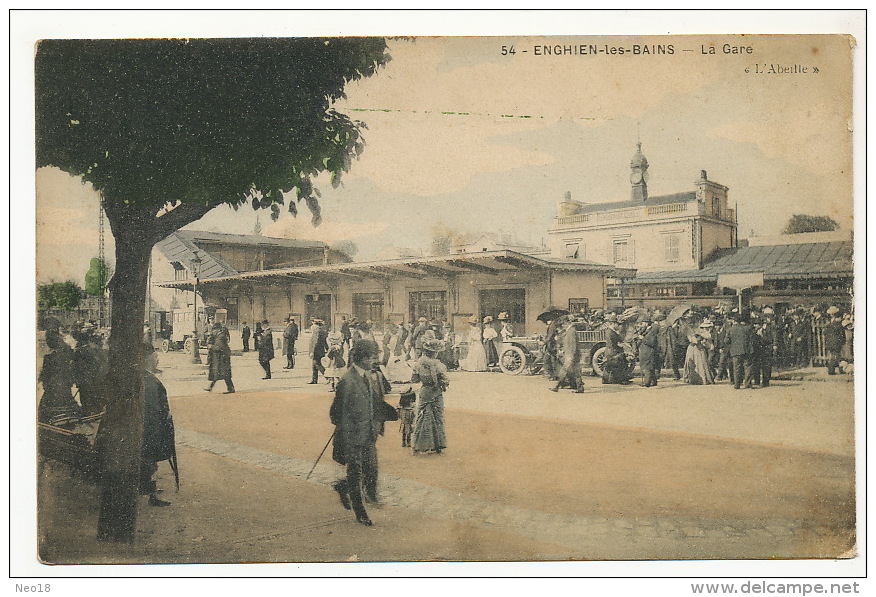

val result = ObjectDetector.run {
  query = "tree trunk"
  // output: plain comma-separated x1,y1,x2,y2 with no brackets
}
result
96,216,154,542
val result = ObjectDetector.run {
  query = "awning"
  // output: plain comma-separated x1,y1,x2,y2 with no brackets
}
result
155,249,633,290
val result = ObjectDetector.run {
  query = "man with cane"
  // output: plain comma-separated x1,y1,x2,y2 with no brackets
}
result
327,339,396,526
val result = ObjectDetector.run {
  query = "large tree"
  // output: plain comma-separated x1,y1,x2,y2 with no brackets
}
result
35,37,388,541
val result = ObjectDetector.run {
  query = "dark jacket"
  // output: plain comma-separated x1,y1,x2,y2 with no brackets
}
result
310,325,329,358
207,332,233,381
258,328,275,361
241,325,251,341
142,371,175,464
823,320,847,353
637,323,661,370
728,322,755,357
283,321,299,355
329,366,396,464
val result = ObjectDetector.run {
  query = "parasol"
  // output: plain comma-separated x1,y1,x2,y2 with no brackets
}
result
537,308,570,323
666,304,693,326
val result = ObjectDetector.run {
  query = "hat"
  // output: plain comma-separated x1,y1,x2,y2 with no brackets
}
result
483,316,494,324
604,313,618,323
422,338,445,354
700,319,714,328
638,314,652,324
826,305,840,316
497,312,510,321
418,316,428,322
468,315,479,324
762,307,774,315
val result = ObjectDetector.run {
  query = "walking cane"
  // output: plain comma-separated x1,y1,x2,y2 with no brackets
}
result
305,429,336,480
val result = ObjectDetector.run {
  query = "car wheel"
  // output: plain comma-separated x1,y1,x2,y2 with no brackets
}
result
591,345,607,377
499,345,527,375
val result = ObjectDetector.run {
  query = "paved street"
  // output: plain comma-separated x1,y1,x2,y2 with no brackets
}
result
38,345,857,564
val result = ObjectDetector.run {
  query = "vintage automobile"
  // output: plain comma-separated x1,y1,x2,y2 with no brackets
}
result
499,327,636,378
497,335,545,375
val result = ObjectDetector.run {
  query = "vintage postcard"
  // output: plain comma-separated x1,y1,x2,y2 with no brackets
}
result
15,9,865,586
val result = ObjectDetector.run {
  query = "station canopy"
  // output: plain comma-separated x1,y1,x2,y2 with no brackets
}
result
156,249,634,291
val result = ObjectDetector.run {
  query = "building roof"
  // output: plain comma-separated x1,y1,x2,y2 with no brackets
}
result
156,250,634,290
155,232,240,279
175,229,328,250
622,241,853,285
572,191,697,215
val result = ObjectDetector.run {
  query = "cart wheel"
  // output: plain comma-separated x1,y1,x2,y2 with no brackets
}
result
499,345,528,375
183,337,194,354
591,346,607,377
161,339,171,353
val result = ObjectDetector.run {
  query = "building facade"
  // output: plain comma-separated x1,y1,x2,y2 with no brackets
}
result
547,143,851,309
548,148,737,273
155,249,632,337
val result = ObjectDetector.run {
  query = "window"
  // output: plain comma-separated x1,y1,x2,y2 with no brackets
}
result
171,261,189,281
664,234,680,262
564,242,580,259
568,298,589,314
712,196,721,218
613,240,628,263
409,291,447,323
353,292,385,324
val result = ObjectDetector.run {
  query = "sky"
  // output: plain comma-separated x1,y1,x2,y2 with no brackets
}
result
31,15,860,286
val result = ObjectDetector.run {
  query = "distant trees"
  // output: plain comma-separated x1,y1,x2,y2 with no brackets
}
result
331,239,359,258
782,214,839,234
37,281,83,310
430,223,461,256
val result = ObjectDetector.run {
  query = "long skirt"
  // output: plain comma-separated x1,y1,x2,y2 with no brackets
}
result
411,387,446,452
461,340,488,372
483,339,499,366
684,344,715,385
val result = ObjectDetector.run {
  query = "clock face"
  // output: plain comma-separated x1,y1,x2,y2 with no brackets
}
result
630,170,643,184
643,170,650,183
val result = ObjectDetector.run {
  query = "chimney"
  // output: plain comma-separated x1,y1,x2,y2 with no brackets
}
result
558,191,580,217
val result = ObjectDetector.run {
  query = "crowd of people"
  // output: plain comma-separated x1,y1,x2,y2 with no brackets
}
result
540,302,854,393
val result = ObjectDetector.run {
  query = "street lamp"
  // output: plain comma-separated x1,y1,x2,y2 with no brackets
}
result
191,251,202,364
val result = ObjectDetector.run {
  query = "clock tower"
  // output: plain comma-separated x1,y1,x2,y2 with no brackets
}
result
630,142,649,202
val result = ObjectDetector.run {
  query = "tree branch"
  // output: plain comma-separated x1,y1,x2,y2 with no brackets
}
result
148,201,223,243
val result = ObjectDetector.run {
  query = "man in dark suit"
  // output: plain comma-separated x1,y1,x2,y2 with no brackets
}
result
727,311,756,389
329,339,394,526
823,310,847,375
258,320,274,379
283,316,299,369
241,322,251,352
308,319,329,384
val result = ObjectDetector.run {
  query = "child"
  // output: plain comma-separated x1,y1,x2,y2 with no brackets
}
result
397,386,416,447
323,331,346,391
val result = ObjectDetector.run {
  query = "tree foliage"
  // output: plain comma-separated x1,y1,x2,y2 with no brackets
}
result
84,257,111,296
37,281,83,310
782,214,839,234
331,239,359,258
430,223,461,256
36,37,389,221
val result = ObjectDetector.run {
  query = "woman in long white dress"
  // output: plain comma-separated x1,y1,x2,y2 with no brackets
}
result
460,317,488,372
683,319,715,385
